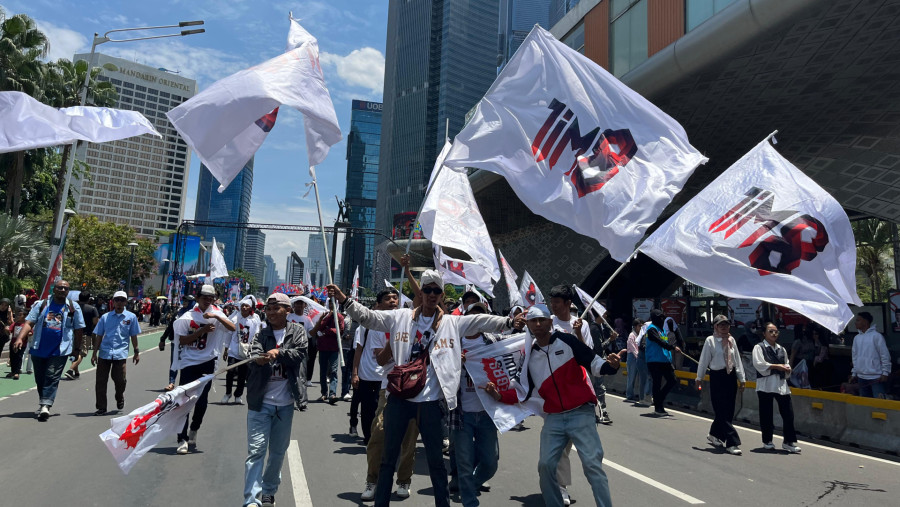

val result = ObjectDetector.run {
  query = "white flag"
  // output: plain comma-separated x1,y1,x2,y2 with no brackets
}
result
442,27,707,262
351,266,360,300
209,238,229,279
640,138,861,334
462,334,534,432
519,271,544,308
167,16,341,192
573,284,606,318
498,250,523,309
384,279,413,308
0,91,160,153
433,246,496,297
99,374,212,474
420,141,500,294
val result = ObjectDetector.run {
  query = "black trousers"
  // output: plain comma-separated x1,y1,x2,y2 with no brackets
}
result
648,362,676,413
178,359,215,441
708,369,741,446
306,339,318,382
758,391,797,444
96,358,126,412
353,379,381,444
225,356,248,396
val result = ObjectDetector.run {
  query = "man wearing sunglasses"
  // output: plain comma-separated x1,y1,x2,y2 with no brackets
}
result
327,272,525,507
12,280,85,421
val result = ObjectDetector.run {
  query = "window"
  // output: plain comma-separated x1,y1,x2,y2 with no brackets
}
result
686,0,738,32
610,0,648,77
562,22,585,54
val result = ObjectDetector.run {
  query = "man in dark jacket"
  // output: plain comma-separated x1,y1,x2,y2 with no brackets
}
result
243,292,308,507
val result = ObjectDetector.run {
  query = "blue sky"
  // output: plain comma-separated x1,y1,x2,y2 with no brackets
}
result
2,0,389,279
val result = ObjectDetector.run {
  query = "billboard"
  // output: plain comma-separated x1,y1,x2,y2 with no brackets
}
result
660,298,687,326
154,243,171,274
392,212,423,240
170,234,201,275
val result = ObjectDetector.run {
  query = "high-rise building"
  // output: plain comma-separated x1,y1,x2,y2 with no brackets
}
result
73,53,197,236
548,0,580,27
375,0,501,238
263,255,276,288
306,234,333,287
341,100,382,290
499,0,552,68
244,228,266,285
286,254,305,286
193,160,254,269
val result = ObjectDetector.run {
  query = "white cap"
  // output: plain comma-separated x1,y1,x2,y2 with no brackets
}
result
419,270,443,289
526,304,551,320
199,284,216,296
113,291,127,299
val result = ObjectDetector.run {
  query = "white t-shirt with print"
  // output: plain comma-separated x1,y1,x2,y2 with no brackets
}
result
354,326,387,382
173,305,231,368
409,314,442,403
263,328,294,406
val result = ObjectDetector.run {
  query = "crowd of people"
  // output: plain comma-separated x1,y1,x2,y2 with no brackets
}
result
0,264,895,507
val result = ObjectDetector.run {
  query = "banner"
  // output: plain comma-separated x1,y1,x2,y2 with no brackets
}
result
639,138,862,334
498,250,523,308
519,271,544,308
727,298,762,328
462,334,533,432
660,298,687,326
99,374,213,474
632,299,654,321
442,26,707,262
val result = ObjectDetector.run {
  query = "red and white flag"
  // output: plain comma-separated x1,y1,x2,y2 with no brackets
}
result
433,246,496,298
640,138,861,333
167,16,341,192
350,266,360,300
519,271,544,308
99,374,213,474
462,334,534,432
442,27,707,262
498,250,523,309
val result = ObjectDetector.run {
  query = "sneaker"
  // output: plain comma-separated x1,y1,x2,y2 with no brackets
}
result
221,394,232,404
442,438,450,453
38,405,50,421
361,482,376,501
64,369,75,380
479,482,491,492
349,426,359,437
117,400,125,410
707,434,724,448
599,413,612,425
94,409,107,416
306,380,314,387
74,370,80,378
25,370,32,375
176,441,189,454
650,410,671,417
725,446,742,455
448,476,459,493
396,483,411,499
595,414,602,424
188,430,197,446
234,396,243,405
782,442,802,454
763,441,775,450
560,486,571,506
261,493,275,506
343,393,353,401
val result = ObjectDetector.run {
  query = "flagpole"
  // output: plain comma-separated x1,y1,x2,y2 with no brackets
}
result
578,250,639,322
311,166,345,368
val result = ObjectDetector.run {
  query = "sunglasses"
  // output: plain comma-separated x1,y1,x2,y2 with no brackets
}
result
422,287,443,295
55,286,70,291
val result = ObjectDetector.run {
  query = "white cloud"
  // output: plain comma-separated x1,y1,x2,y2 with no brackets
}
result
101,39,249,87
320,47,384,96
34,19,88,61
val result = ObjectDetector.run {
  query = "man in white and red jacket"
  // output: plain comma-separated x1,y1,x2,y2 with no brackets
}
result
486,304,621,507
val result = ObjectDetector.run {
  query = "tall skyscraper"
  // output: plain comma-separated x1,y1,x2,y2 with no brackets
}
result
341,100,382,290
193,160,254,269
263,255,276,289
73,53,197,236
499,0,552,68
286,254,305,285
307,234,333,287
375,0,501,238
244,228,266,285
548,0,580,27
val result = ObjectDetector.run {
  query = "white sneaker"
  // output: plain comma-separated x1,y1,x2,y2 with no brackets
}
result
725,446,742,455
707,434,724,448
221,394,232,404
234,396,244,405
782,442,802,453
37,405,50,421
396,483,411,499
305,380,313,387
188,430,197,446
343,393,353,401
560,486,571,506
176,441,189,454
360,482,376,501
763,442,775,450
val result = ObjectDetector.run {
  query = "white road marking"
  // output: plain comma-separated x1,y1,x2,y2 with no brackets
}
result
605,459,705,504
288,439,314,507
607,393,900,467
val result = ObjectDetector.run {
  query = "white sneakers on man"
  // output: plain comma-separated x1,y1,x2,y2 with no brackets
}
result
396,483,411,499
725,446,742,455
221,394,232,404
782,442,802,453
360,483,376,501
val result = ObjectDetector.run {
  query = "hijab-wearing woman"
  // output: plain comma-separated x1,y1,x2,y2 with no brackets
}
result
695,314,746,455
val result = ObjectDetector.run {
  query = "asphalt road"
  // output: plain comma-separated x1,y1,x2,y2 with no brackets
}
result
0,334,896,507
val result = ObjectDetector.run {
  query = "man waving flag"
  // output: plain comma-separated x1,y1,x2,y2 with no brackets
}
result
443,26,707,262
167,15,341,192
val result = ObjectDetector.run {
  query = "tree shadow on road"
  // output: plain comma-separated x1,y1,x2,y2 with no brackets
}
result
509,493,545,505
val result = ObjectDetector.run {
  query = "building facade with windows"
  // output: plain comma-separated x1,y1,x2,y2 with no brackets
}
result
73,53,197,236
499,0,552,69
244,228,266,286
193,160,254,269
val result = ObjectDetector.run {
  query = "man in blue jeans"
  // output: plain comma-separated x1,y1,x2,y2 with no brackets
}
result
12,280,85,421
244,292,308,507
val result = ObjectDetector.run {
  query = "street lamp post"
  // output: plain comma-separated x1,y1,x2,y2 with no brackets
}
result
50,20,206,251
159,258,171,294
126,242,139,296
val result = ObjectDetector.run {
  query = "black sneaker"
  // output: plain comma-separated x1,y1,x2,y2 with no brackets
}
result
64,369,76,380
94,409,107,416
74,370,80,378
117,400,125,410
261,493,275,507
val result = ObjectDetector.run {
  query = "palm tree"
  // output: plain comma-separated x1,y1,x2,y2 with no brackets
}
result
853,218,893,302
0,213,50,278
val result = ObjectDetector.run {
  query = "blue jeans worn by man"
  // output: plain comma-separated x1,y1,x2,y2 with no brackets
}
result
538,404,612,507
452,410,499,507
244,403,294,506
32,355,69,407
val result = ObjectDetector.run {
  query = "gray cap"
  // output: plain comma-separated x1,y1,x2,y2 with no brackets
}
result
199,284,216,296
526,304,551,320
713,314,730,326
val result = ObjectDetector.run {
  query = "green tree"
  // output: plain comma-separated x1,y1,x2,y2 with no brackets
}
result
853,218,893,303
64,215,156,292
0,213,49,278
229,268,257,294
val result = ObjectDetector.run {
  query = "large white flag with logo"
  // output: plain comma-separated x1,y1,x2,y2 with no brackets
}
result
442,26,707,262
167,16,341,191
433,246,496,297
99,374,212,474
420,141,500,295
519,271,544,308
0,91,160,153
498,250,524,308
462,334,534,432
640,138,861,333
